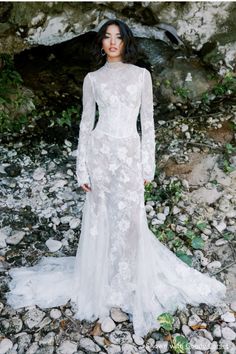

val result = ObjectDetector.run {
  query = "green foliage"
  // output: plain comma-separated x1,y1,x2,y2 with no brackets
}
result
144,178,183,204
174,86,190,99
45,106,79,128
170,335,190,354
201,70,236,103
222,143,236,174
157,312,175,331
157,313,190,353
0,53,32,133
212,71,236,96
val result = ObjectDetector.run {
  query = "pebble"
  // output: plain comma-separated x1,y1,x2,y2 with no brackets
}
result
45,238,62,252
109,330,132,345
69,218,80,229
188,314,202,327
215,238,228,246
0,338,13,354
79,338,100,352
221,311,235,323
22,308,45,329
155,340,169,353
207,261,222,271
6,231,25,245
32,167,45,181
50,308,62,319
189,336,211,351
221,326,236,341
100,317,116,333
110,307,129,322
213,324,222,338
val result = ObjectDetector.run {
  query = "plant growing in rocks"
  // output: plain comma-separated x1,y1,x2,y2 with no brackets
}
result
157,312,190,353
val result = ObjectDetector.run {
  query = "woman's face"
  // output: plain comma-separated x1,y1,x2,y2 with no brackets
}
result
102,24,124,61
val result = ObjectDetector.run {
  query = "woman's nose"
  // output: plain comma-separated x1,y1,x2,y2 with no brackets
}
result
110,37,116,45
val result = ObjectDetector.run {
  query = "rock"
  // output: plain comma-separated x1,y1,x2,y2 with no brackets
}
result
213,324,222,338
79,338,100,352
181,124,189,132
22,307,45,329
39,332,55,346
0,338,13,354
109,330,133,345
121,343,139,354
100,317,116,333
69,218,80,229
215,238,228,246
221,326,236,341
214,221,227,233
207,261,222,271
173,206,181,214
189,336,211,351
50,308,62,319
145,205,153,213
6,231,25,245
45,238,62,252
25,342,39,354
17,333,32,354
110,307,129,322
32,167,45,181
156,213,166,221
155,340,169,353
132,334,144,346
182,324,192,336
221,311,235,323
0,230,7,249
188,314,202,327
106,344,122,354
218,338,235,354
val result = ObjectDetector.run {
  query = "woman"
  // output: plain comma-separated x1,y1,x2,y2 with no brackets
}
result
6,19,227,338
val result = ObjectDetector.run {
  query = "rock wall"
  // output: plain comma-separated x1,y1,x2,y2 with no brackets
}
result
0,2,235,70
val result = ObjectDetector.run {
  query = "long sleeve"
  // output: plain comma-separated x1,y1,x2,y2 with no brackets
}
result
76,73,96,187
140,68,156,181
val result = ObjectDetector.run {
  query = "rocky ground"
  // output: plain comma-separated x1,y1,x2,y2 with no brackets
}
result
0,103,236,353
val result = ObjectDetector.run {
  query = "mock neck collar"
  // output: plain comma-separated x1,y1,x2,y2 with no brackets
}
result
104,60,128,70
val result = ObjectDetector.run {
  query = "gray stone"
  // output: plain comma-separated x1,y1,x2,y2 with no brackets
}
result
0,338,13,354
221,326,236,341
221,311,235,323
6,231,25,245
155,340,169,353
189,336,211,351
109,330,133,345
100,317,116,333
110,307,129,323
22,307,45,329
79,338,100,353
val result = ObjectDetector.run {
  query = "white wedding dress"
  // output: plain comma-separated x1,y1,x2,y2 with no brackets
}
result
6,60,227,337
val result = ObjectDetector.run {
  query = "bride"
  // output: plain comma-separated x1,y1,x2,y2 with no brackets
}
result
6,18,227,338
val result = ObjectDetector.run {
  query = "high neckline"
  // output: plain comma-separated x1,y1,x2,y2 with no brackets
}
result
104,60,128,70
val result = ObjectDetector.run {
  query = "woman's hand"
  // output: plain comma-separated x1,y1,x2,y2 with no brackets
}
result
81,183,92,192
144,179,150,186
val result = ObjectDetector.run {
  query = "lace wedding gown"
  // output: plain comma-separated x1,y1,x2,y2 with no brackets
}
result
6,60,227,337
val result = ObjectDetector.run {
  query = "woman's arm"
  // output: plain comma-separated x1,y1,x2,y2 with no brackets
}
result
76,73,96,187
140,68,156,182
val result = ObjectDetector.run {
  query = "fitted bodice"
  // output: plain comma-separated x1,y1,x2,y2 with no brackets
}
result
89,61,144,137
76,59,156,185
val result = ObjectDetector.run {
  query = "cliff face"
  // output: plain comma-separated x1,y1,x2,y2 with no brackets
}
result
0,2,235,70
0,2,235,139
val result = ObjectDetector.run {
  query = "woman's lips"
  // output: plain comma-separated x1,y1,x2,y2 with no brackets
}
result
109,48,117,51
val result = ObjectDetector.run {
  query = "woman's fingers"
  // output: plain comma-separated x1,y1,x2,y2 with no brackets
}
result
81,183,92,192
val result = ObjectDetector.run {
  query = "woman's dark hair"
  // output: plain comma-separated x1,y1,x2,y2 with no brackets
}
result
91,19,139,67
